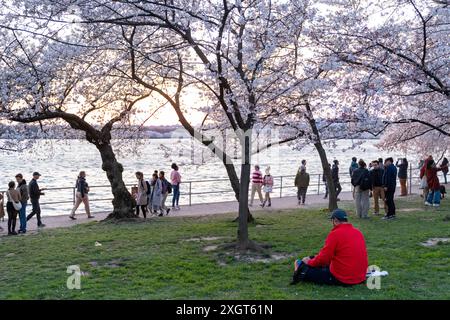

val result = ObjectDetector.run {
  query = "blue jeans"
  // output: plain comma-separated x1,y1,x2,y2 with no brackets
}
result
19,201,27,232
426,190,441,205
172,184,180,207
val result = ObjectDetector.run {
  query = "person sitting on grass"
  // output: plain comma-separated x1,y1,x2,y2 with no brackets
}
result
291,209,368,286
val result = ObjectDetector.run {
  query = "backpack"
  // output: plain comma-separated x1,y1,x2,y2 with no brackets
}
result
162,179,172,194
360,170,372,191
145,181,151,195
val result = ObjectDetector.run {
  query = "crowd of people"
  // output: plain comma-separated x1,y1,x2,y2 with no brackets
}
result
0,163,183,235
1,154,447,236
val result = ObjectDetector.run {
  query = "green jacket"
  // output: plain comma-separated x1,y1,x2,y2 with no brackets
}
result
295,171,310,188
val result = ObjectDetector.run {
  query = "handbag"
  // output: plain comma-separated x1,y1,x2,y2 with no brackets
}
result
7,191,22,211
420,176,427,189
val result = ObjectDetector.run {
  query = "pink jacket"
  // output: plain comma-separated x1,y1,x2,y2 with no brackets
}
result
171,170,181,185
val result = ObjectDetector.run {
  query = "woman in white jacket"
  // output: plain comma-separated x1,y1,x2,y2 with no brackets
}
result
135,172,148,218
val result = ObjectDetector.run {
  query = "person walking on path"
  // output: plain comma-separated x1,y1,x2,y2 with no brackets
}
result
369,160,385,216
349,157,358,197
382,157,397,220
170,163,181,210
6,181,21,236
250,165,264,207
295,167,310,205
332,160,342,201
351,160,371,219
15,174,29,233
441,157,448,184
0,193,4,232
134,171,148,218
159,171,171,216
151,172,164,216
26,172,45,228
261,167,274,208
148,172,158,214
291,209,368,286
423,159,443,207
396,158,409,196
69,171,94,220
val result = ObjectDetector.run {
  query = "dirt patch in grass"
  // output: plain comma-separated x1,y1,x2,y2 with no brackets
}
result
398,208,421,212
184,236,228,242
420,238,450,247
214,249,293,265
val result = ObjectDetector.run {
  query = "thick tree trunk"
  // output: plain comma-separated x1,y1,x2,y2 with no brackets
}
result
225,162,254,223
314,142,338,212
237,134,252,250
305,102,338,212
96,142,136,219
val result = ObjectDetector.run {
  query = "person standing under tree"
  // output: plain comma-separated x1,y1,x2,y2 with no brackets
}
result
370,160,385,216
6,181,21,236
15,174,28,233
424,159,443,207
69,171,94,220
441,157,448,184
134,171,148,218
261,167,274,208
295,167,310,205
396,158,408,196
26,172,45,228
332,160,342,201
170,163,181,210
351,160,371,219
249,165,264,207
159,171,171,216
382,158,397,220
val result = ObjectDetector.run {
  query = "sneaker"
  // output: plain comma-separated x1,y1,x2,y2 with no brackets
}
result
158,213,163,217
268,203,271,207
166,208,171,216
432,204,440,207
260,202,265,208
69,216,77,220
381,215,390,220
87,215,95,219
8,231,18,236
176,206,181,210
424,202,432,206
18,229,26,234
38,224,46,228
373,212,379,216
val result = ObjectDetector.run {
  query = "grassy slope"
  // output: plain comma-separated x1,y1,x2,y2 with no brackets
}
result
0,196,449,300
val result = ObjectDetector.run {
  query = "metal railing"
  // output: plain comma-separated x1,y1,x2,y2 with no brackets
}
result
1,166,421,211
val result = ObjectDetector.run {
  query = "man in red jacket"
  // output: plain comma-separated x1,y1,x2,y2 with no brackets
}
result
291,209,368,286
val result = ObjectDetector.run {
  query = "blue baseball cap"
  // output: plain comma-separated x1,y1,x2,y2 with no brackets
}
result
330,209,348,221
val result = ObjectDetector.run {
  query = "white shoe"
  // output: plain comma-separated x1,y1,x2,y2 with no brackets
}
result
424,202,432,206
432,204,440,207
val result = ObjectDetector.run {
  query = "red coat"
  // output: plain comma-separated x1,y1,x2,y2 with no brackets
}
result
307,223,368,285
426,167,442,191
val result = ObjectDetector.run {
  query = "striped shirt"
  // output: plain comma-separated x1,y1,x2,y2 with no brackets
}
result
252,170,263,184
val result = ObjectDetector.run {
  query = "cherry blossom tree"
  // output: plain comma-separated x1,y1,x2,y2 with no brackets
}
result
315,0,449,153
0,8,158,218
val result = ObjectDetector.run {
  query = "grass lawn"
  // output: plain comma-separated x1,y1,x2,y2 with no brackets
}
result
0,196,449,300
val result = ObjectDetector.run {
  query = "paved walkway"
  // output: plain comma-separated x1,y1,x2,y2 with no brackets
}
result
0,186,422,236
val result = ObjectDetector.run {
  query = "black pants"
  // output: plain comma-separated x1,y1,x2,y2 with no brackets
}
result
27,198,42,226
136,205,147,218
7,202,18,234
335,183,342,197
385,189,396,217
302,266,343,285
